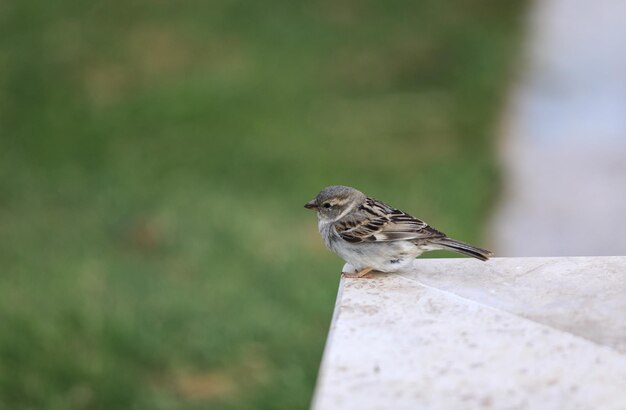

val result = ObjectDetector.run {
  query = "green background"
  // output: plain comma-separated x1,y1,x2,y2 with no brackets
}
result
0,1,524,408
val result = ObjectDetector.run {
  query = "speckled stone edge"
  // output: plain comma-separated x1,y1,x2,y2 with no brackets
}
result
312,258,626,410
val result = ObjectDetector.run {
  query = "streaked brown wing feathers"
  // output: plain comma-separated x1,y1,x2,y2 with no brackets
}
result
333,197,444,243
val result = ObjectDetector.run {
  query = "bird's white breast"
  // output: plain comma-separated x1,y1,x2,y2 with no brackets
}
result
318,219,421,273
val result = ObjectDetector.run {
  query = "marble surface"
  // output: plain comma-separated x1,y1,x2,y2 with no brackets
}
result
312,257,626,410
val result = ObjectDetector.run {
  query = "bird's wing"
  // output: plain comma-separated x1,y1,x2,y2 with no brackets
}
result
333,197,445,243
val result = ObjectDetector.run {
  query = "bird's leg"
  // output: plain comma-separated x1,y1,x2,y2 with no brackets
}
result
342,267,374,279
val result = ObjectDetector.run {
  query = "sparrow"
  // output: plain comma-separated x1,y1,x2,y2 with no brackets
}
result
305,185,492,278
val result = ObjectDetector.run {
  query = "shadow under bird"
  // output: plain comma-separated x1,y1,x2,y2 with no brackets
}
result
305,185,492,278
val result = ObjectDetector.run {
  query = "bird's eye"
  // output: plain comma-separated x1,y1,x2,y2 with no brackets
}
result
323,202,331,208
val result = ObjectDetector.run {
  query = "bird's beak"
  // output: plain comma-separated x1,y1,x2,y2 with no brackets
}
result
304,199,318,210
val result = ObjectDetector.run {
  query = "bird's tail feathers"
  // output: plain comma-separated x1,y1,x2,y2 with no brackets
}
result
434,237,492,261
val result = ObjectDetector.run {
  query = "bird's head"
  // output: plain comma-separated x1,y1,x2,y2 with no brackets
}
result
304,185,366,222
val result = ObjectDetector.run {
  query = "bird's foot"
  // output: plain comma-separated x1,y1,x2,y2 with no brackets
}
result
342,267,374,279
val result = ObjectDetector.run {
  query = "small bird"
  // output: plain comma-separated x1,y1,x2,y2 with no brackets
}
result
305,185,492,278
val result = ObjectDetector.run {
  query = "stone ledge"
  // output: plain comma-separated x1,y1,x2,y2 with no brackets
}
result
312,257,626,410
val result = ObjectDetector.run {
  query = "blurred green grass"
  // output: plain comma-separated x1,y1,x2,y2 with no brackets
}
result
0,0,524,408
